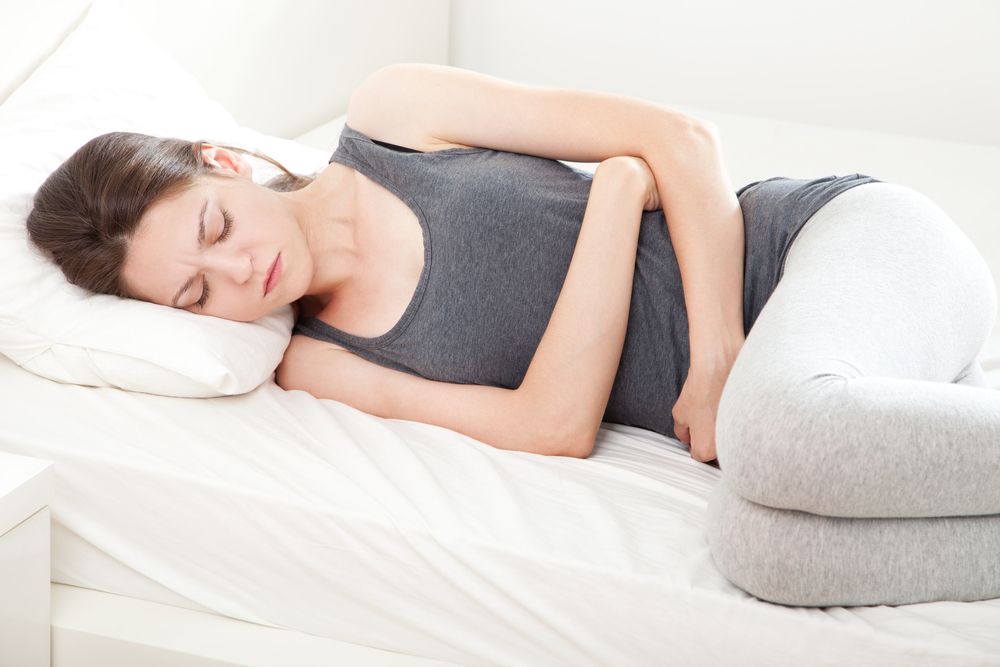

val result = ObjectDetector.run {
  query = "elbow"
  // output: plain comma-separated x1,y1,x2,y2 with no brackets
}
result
554,423,597,459
646,115,720,170
688,117,720,144
518,386,597,457
695,117,719,134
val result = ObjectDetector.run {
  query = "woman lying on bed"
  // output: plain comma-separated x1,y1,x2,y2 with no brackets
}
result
24,63,738,461
28,58,1000,464
24,62,996,496
28,58,997,460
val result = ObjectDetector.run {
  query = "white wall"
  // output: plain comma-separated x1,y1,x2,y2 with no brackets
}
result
0,0,450,140
449,0,998,147
449,0,1000,325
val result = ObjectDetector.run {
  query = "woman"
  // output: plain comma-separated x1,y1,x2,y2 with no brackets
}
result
26,63,1000,606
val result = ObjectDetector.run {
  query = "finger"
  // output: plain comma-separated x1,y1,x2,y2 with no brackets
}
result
690,431,709,462
706,433,717,462
692,440,709,462
674,421,690,446
694,434,717,464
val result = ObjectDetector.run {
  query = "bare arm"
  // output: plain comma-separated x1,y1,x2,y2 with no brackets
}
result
518,158,647,457
280,160,645,459
643,125,746,365
640,124,747,461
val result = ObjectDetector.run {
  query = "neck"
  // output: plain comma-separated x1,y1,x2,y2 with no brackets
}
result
292,162,366,308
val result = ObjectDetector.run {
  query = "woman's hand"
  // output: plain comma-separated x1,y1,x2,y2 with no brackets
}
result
600,156,661,211
671,340,744,463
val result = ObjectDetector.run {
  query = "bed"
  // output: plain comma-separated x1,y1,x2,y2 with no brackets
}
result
2,1,1000,666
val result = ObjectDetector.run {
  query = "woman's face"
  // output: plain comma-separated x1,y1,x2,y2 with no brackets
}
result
122,146,313,322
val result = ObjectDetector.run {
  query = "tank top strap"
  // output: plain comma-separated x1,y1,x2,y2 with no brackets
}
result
291,124,436,354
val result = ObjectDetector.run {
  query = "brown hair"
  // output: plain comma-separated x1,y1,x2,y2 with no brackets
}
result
25,130,315,299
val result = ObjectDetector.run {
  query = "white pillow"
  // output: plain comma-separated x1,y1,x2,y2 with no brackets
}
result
0,0,339,397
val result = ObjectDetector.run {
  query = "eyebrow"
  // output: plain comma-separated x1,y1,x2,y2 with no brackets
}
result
171,198,209,307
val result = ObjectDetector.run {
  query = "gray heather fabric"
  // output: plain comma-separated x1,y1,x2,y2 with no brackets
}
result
708,182,1000,606
292,124,881,441
706,480,1000,607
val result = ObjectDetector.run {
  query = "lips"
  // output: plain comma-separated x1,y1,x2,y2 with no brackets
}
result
264,253,281,296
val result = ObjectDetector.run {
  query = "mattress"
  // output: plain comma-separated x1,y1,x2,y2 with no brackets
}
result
2,333,1000,667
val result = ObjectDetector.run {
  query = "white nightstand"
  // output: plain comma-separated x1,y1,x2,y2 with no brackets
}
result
0,451,53,667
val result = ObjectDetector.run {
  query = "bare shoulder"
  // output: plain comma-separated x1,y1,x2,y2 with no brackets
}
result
348,117,478,153
287,297,349,357
345,62,705,164
346,65,478,153
286,333,347,357
277,333,347,391
291,298,348,355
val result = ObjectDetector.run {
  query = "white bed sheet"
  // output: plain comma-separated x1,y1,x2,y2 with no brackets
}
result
2,346,1000,666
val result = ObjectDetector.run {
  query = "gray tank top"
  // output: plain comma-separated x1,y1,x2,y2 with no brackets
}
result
293,124,881,439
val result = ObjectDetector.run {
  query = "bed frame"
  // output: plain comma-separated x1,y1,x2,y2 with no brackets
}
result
50,583,455,666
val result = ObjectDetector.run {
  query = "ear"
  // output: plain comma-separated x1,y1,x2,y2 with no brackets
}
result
200,143,253,178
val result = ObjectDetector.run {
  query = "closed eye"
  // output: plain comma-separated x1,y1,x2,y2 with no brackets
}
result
193,208,234,310
217,207,234,243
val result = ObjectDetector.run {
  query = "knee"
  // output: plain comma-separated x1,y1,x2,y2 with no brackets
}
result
960,247,999,348
980,265,998,340
716,369,842,511
706,482,834,607
715,362,780,503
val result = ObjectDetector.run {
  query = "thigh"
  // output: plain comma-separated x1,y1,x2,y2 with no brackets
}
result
748,181,996,387
714,182,999,511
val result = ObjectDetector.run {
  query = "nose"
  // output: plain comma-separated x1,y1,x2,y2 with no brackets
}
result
207,248,254,287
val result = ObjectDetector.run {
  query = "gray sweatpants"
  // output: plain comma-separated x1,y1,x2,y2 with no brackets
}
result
706,182,1000,607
